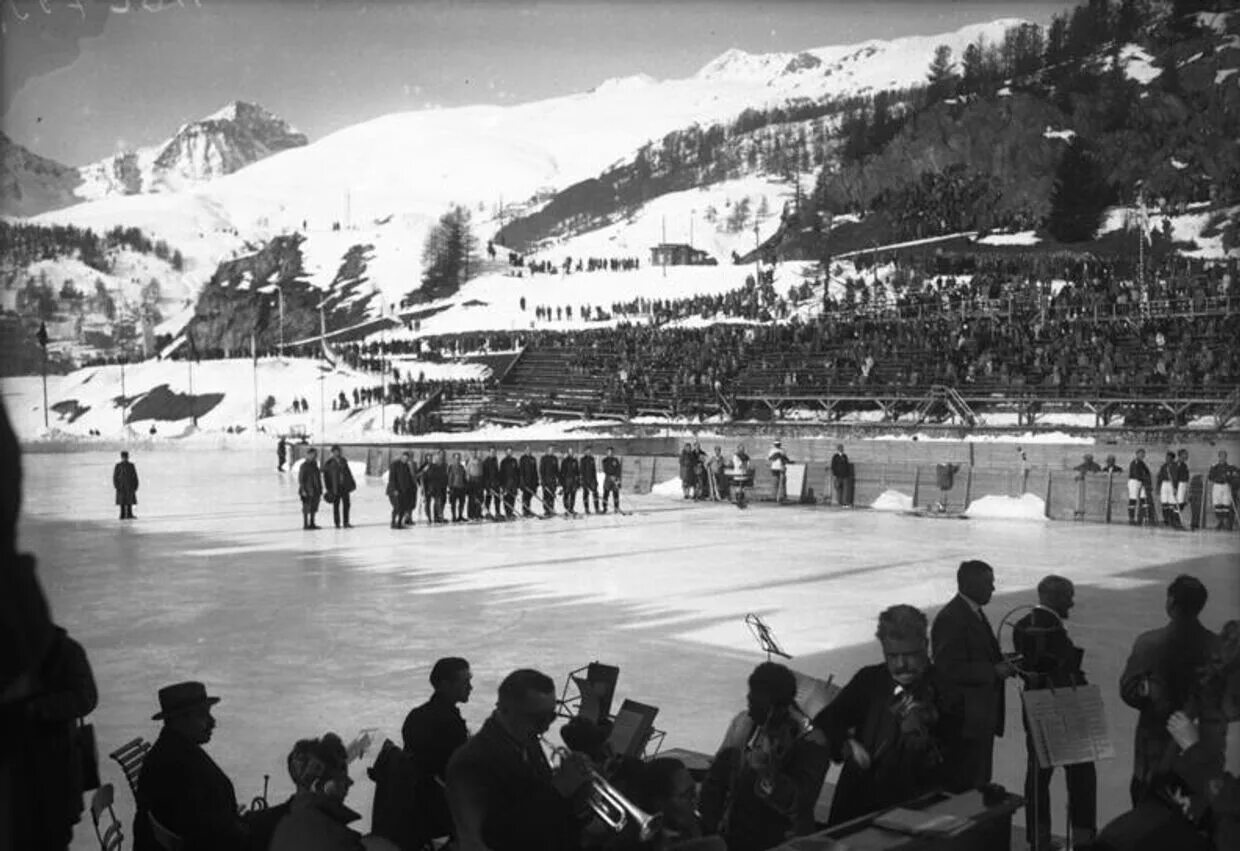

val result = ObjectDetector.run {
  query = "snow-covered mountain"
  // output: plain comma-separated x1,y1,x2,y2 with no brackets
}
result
1,101,307,217
14,19,1026,342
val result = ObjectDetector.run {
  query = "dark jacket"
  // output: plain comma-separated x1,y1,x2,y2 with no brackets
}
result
402,693,469,837
580,454,598,487
1013,607,1086,690
1120,619,1221,792
269,792,364,851
560,456,580,488
482,455,501,488
602,456,622,478
500,456,520,489
1174,740,1240,851
134,727,247,851
114,460,139,505
830,452,852,479
447,462,466,490
445,715,578,851
679,448,696,478
425,461,448,493
244,796,291,851
931,595,1005,739
539,454,560,489
812,663,944,826
1129,458,1152,485
299,459,323,500
386,459,414,497
322,456,356,497
519,454,540,489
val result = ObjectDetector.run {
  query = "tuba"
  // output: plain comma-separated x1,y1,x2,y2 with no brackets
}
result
547,744,662,841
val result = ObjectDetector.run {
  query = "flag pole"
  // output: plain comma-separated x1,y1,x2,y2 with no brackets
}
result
36,322,49,430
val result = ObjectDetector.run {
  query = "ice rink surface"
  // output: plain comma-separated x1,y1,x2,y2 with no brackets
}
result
16,447,1239,849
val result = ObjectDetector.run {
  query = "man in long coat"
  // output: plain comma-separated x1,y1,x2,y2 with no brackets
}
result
499,448,520,519
299,449,323,530
386,452,416,529
322,445,356,529
559,448,580,516
579,446,600,514
518,446,540,517
113,451,139,520
538,447,559,517
134,682,247,851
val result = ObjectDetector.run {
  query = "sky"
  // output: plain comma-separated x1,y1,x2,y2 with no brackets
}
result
2,0,1075,167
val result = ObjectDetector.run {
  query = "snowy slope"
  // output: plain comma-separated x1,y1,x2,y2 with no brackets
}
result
26,19,1026,326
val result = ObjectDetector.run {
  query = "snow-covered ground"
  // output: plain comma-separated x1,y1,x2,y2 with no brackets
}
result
15,448,1238,851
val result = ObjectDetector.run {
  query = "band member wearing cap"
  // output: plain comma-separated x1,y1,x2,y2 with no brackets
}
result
134,681,247,851
812,605,944,827
446,669,589,851
402,658,473,842
699,662,829,850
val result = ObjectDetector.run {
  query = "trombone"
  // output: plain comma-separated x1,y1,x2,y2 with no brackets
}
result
547,744,662,841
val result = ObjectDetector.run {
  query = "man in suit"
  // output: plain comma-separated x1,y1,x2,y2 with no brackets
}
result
403,658,473,842
579,446,600,514
133,682,247,851
813,605,944,826
830,444,853,507
482,446,502,520
386,452,416,529
322,445,356,529
1014,576,1096,850
113,450,139,520
1119,574,1221,805
298,449,323,530
931,559,1017,792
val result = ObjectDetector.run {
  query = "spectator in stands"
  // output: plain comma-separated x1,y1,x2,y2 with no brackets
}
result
1120,574,1221,806
323,446,356,529
269,732,365,851
1208,450,1238,530
699,662,829,849
767,441,791,504
813,605,944,827
1128,449,1153,526
134,682,248,851
830,444,853,507
403,658,472,842
299,449,323,530
445,669,589,851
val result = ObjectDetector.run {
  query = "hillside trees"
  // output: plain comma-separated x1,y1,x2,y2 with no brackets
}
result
418,205,479,303
1046,138,1114,241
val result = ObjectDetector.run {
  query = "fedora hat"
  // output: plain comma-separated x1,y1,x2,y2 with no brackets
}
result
152,681,220,720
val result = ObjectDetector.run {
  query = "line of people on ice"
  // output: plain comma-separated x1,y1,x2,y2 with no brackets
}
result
1123,448,1239,531
36,563,1239,851
295,444,626,529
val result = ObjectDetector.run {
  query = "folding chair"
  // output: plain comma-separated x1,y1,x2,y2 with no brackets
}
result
89,783,124,851
109,737,151,801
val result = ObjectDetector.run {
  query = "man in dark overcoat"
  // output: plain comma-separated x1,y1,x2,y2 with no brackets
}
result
386,452,416,529
113,451,139,520
538,446,560,517
322,445,356,529
133,682,247,851
402,658,473,841
299,449,323,530
579,446,599,514
813,605,944,826
482,447,501,520
931,559,1017,792
499,448,520,519
518,446,540,517
559,448,580,515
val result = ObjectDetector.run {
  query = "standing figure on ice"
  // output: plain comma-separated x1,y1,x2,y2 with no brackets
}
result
1208,449,1238,530
519,446,539,517
299,448,323,530
559,447,580,516
601,446,622,513
767,440,791,504
277,437,288,472
323,445,357,529
113,450,139,520
387,451,416,529
538,446,559,517
579,445,599,514
1127,448,1153,525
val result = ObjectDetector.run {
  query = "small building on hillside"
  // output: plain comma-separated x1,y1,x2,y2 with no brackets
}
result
649,243,717,267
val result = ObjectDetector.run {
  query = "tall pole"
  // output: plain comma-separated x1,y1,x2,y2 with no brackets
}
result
188,358,196,427
661,215,667,279
37,322,49,429
379,289,387,431
754,221,761,287
319,373,326,445
252,332,259,432
277,286,285,357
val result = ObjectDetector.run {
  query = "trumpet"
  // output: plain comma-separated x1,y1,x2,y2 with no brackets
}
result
547,744,662,841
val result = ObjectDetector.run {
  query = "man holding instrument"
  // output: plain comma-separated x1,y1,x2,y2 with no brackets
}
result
1014,576,1096,850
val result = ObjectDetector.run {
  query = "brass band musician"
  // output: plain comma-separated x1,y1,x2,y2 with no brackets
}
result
699,662,830,851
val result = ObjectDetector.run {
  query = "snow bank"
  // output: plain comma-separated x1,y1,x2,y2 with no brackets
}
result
871,490,913,512
964,493,1047,521
652,476,685,498
977,231,1041,246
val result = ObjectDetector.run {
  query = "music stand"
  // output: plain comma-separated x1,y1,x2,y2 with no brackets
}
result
607,699,660,758
556,662,619,723
745,613,792,660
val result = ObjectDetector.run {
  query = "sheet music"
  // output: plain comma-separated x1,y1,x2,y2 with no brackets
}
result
1022,685,1115,768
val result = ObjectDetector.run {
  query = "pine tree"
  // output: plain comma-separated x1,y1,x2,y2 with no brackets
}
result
961,41,985,94
417,206,479,302
1047,139,1114,242
926,44,958,102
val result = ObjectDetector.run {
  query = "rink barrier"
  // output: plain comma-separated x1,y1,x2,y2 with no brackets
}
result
287,441,1237,529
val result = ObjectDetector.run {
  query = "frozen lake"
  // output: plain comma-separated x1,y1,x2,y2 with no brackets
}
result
16,446,1238,848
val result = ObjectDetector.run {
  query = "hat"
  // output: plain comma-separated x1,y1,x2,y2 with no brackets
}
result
152,681,220,720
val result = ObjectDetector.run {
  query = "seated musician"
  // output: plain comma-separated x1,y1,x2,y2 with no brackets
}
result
811,605,946,827
630,758,727,851
446,669,591,851
133,681,248,851
270,733,365,851
699,662,830,851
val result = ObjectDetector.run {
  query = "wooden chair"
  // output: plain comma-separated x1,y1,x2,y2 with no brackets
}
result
148,813,184,851
109,737,151,801
89,783,124,851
